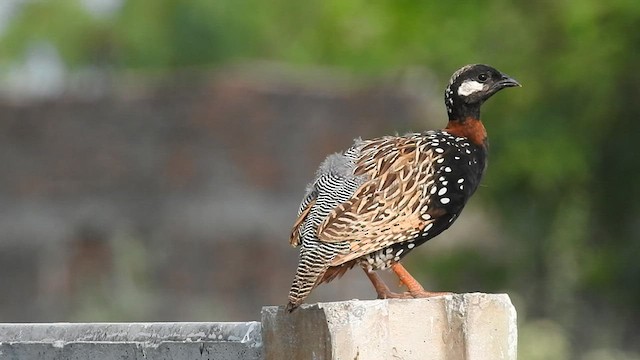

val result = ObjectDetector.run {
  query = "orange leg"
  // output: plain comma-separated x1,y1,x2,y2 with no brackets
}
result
362,267,412,299
391,263,451,297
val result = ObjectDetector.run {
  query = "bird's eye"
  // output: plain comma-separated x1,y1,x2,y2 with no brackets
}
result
477,73,489,82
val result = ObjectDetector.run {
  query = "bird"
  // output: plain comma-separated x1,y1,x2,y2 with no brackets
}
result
286,64,520,312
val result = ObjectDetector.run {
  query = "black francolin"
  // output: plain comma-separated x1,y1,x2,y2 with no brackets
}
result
286,64,520,312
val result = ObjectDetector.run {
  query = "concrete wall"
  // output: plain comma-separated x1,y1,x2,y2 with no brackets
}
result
0,322,263,360
0,294,517,360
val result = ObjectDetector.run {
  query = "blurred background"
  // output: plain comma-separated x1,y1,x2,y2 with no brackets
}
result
0,1,639,359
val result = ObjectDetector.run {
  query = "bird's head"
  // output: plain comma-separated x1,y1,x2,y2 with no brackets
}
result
445,64,520,121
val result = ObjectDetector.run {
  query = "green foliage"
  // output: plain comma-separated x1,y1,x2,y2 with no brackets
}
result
2,0,640,357
0,0,97,66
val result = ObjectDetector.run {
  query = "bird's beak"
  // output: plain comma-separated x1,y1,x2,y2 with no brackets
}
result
496,74,521,89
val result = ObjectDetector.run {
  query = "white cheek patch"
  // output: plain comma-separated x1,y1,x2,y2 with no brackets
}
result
457,80,486,96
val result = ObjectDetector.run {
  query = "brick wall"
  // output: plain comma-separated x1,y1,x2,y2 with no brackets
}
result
0,66,434,321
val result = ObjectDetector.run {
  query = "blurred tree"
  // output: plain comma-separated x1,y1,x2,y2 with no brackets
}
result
1,0,639,357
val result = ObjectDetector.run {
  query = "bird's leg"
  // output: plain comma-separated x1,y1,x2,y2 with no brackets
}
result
391,263,451,297
361,267,412,299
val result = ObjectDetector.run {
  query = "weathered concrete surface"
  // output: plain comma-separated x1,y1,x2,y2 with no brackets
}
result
0,322,263,360
262,293,517,360
0,294,516,359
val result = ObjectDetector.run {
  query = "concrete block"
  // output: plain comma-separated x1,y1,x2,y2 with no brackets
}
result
0,322,263,360
262,293,517,360
0,293,516,359
262,299,391,359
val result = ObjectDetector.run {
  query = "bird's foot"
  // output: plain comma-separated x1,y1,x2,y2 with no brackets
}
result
378,290,453,299
377,289,451,299
389,263,451,298
363,265,451,300
406,289,452,298
376,290,413,299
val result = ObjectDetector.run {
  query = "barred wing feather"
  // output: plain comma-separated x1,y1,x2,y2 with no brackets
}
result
316,136,441,266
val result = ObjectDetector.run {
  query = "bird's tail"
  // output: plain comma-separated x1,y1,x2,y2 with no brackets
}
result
286,255,329,312
286,241,347,312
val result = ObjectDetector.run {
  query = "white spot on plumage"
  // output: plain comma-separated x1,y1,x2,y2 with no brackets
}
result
458,178,465,183
437,158,445,164
444,167,452,173
457,80,486,96
408,243,415,249
441,197,450,204
435,148,444,153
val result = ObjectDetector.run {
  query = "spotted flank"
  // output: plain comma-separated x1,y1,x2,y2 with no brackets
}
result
320,131,485,269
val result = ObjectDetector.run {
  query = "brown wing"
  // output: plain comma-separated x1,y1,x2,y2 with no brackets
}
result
289,199,315,247
316,136,440,266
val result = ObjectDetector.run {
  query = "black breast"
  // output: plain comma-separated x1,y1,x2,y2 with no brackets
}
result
428,130,487,215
